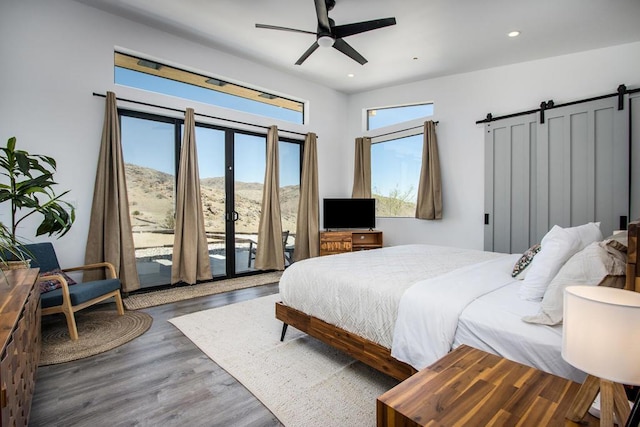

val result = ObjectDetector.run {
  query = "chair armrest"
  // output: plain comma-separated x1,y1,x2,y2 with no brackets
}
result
63,262,117,279
38,273,73,300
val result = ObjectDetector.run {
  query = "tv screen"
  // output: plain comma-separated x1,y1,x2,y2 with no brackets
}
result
323,198,376,230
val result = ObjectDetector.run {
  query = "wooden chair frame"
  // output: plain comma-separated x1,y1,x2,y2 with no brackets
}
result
39,261,124,341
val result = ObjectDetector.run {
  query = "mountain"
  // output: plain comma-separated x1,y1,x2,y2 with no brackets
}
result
125,163,299,236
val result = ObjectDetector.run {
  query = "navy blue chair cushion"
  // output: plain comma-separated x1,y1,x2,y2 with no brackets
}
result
21,242,61,272
40,278,121,308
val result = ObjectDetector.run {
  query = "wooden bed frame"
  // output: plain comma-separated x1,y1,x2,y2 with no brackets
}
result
276,220,640,382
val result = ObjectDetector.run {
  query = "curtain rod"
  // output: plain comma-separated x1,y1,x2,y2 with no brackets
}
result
476,84,639,125
92,92,309,137
370,120,439,140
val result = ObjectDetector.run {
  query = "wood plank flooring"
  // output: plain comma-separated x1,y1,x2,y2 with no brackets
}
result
29,283,283,427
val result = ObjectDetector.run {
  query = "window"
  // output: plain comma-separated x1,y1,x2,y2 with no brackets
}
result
371,134,423,217
367,103,433,130
115,52,305,124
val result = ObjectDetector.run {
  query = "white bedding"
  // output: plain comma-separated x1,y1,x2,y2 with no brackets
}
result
279,244,585,381
453,282,586,383
391,254,521,370
279,244,506,348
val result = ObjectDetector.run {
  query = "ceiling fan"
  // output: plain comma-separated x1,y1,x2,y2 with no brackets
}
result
255,0,396,65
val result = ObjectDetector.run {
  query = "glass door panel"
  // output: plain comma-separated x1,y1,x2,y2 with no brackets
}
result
279,141,301,266
195,127,226,277
234,134,266,273
121,114,176,289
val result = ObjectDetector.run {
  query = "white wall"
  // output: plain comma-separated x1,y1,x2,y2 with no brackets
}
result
347,41,640,250
0,0,348,268
2,0,639,267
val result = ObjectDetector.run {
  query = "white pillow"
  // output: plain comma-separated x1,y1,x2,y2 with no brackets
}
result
565,222,603,250
518,225,581,301
518,222,603,301
522,241,626,325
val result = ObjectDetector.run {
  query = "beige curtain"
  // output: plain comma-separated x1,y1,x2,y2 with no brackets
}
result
256,126,285,270
171,108,213,284
352,137,372,198
84,91,140,292
293,132,319,261
415,120,443,219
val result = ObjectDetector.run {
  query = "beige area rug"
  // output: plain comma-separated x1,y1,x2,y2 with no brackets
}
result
169,294,399,427
124,271,283,310
40,307,152,366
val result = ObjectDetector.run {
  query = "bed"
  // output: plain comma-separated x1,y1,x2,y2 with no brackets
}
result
276,220,639,382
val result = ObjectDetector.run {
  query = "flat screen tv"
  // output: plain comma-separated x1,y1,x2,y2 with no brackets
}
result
323,198,376,230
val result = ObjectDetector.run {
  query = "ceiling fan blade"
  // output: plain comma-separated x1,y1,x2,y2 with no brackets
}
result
255,23,316,35
333,38,367,65
313,0,332,36
333,17,396,39
295,41,320,65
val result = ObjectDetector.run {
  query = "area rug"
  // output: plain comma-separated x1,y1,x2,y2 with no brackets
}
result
169,294,399,427
39,307,153,366
124,271,283,310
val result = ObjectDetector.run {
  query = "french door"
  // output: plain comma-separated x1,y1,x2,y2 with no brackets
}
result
120,110,301,289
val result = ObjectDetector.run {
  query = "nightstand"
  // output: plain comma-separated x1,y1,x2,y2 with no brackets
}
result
377,345,599,426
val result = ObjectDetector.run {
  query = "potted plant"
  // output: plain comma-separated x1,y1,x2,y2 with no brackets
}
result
0,136,75,267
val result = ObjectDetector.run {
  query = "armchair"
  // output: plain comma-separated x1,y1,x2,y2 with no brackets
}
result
24,242,124,340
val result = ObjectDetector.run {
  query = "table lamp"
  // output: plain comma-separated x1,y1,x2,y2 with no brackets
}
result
562,285,640,427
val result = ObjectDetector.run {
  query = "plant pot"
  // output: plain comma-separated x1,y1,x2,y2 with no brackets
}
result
1,259,32,271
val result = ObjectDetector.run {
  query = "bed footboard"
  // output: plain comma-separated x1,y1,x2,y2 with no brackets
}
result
275,302,416,381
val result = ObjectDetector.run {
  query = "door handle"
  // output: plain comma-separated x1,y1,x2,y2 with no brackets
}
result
232,211,239,222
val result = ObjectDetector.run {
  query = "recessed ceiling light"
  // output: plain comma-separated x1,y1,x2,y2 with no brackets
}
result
508,31,521,38
347,73,355,78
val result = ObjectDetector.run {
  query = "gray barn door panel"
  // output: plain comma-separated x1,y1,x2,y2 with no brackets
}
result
485,96,629,252
631,93,640,219
484,114,536,253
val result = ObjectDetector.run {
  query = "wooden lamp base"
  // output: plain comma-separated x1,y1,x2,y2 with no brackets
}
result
566,375,631,427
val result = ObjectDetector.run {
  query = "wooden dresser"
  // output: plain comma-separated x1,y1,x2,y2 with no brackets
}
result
319,230,383,256
0,268,40,427
377,345,599,426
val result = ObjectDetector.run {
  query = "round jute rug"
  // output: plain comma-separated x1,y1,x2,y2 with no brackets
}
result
39,308,153,366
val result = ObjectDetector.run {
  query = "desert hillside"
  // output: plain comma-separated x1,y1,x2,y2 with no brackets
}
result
125,163,299,238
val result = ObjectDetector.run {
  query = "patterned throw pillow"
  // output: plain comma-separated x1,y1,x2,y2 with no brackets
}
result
39,269,78,293
511,244,541,278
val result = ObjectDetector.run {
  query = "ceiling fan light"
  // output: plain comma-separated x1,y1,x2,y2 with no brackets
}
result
317,35,335,48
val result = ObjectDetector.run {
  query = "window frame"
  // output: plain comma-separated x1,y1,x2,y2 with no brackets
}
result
114,51,307,125
365,102,434,131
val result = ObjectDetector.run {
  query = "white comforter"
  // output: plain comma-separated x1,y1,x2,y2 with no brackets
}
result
279,244,506,349
391,254,521,369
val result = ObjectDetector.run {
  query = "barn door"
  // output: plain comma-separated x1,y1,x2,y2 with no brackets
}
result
631,92,640,219
484,113,537,253
536,97,628,241
485,96,630,252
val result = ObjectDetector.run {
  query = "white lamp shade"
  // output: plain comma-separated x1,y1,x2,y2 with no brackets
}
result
562,285,640,386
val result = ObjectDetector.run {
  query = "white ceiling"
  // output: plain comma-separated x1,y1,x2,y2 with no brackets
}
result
75,0,640,94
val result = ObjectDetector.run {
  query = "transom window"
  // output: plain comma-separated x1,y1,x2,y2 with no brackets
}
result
367,103,433,130
114,52,305,124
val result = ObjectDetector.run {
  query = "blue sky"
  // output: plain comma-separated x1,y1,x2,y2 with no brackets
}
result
115,67,303,124
120,112,301,187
